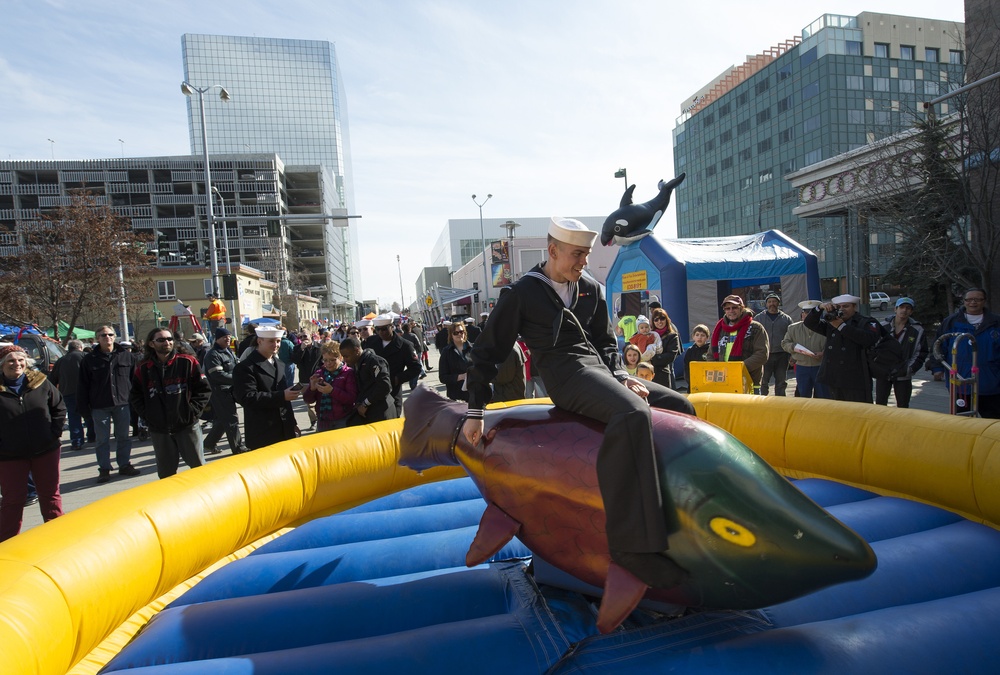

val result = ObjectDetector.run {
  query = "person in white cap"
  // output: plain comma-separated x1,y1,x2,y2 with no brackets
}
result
458,215,694,591
364,314,420,414
464,316,481,343
233,325,302,449
874,297,928,409
804,294,881,403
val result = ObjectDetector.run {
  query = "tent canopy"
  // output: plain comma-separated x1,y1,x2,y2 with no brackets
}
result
46,321,96,340
606,229,821,338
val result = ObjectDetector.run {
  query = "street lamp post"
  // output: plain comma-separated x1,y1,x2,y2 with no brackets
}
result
117,262,129,342
500,219,520,282
471,193,492,314
614,168,628,190
396,254,406,313
181,81,231,298
213,187,240,337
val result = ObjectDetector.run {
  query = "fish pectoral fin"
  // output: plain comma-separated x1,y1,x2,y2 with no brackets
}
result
466,503,521,567
596,563,648,634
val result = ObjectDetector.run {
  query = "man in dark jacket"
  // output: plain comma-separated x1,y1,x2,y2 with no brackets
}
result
49,339,89,450
805,294,881,403
130,328,211,479
462,217,694,593
78,325,142,483
365,315,421,414
203,328,248,455
233,326,301,449
339,336,395,424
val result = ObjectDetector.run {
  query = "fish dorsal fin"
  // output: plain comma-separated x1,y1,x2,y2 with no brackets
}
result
596,562,648,634
466,503,521,567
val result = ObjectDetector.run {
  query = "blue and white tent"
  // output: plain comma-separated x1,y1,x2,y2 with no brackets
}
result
606,229,821,338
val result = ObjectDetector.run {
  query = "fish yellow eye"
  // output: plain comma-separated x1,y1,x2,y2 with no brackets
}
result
709,517,757,547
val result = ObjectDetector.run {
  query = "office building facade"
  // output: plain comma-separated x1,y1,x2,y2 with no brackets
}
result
181,34,359,315
672,12,964,290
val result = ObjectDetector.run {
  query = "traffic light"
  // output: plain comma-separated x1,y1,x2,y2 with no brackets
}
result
221,274,238,300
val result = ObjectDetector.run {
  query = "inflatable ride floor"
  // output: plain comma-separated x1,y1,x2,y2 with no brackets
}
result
101,476,1000,674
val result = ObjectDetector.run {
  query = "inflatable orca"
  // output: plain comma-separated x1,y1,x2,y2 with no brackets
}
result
600,173,686,246
400,387,876,633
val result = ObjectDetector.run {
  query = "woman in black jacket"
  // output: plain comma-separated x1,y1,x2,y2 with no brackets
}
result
649,308,681,389
438,323,474,401
0,344,66,542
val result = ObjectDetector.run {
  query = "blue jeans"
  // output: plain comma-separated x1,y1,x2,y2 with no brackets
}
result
92,404,133,472
794,364,830,399
63,393,86,446
283,362,296,387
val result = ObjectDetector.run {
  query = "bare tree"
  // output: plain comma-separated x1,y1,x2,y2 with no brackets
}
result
0,192,154,343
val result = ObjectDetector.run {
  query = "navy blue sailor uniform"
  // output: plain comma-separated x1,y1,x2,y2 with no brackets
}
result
466,263,695,554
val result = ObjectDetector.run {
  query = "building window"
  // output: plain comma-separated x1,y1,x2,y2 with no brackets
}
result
756,108,771,124
779,127,794,144
741,176,753,190
157,280,176,300
924,81,940,96
848,110,864,124
704,164,717,177
846,75,864,90
899,79,915,93
755,78,770,95
706,189,718,202
742,204,755,217
739,148,752,161
737,119,751,135
680,201,689,213
760,197,774,210
719,102,731,117
778,64,792,80
846,40,862,56
924,47,939,63
736,91,749,107
721,157,734,170
873,77,889,92
677,154,686,167
805,149,822,165
720,130,732,143
703,113,715,127
874,42,889,58
707,215,720,227
803,114,821,133
759,169,773,183
900,45,914,60
802,81,820,100
777,94,794,112
705,139,715,152
800,46,817,67
722,182,734,196
781,190,798,205
949,50,963,65
757,138,772,153
783,159,797,175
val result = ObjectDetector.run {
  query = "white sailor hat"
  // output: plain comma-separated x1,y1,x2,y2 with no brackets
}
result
831,294,861,305
798,300,822,311
255,326,286,339
480,311,489,317
355,319,372,328
464,317,475,323
442,320,453,326
549,216,597,248
372,314,394,327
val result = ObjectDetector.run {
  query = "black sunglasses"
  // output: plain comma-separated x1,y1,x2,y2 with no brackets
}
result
153,337,174,343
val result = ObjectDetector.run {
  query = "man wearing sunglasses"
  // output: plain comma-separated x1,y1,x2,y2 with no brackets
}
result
129,328,212,478
364,315,421,415
78,326,143,484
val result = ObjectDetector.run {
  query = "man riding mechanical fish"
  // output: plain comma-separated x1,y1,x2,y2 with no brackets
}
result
462,214,695,591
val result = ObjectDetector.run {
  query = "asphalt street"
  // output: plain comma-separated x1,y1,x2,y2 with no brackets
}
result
18,343,957,535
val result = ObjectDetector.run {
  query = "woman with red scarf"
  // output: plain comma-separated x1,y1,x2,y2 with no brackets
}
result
710,295,768,394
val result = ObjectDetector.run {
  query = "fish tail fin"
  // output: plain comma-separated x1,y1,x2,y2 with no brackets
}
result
466,503,521,566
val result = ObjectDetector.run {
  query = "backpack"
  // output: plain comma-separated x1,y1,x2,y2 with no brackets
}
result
867,323,906,379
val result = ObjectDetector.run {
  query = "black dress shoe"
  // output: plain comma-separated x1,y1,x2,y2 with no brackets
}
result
118,465,141,477
25,495,39,507
96,469,111,484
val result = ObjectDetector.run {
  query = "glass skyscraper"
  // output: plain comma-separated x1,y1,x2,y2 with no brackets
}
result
672,12,964,291
181,34,359,313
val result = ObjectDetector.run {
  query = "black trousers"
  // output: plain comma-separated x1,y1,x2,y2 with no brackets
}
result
544,361,695,553
204,389,244,453
875,378,913,408
761,352,790,396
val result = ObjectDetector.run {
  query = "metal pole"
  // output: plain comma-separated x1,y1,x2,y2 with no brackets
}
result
472,194,492,315
196,89,220,297
397,254,406,313
214,188,239,337
118,262,129,342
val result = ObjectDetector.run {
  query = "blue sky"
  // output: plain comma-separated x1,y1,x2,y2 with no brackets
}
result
1,0,965,305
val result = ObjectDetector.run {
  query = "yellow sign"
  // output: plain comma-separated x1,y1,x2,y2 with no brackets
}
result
425,295,434,307
689,361,753,394
621,271,647,292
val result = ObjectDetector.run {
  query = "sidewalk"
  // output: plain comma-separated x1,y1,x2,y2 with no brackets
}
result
18,367,957,535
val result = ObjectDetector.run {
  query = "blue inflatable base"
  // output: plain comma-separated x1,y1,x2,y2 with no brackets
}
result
102,477,1000,674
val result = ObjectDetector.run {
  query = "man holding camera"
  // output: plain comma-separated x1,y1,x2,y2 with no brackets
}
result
804,294,881,403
